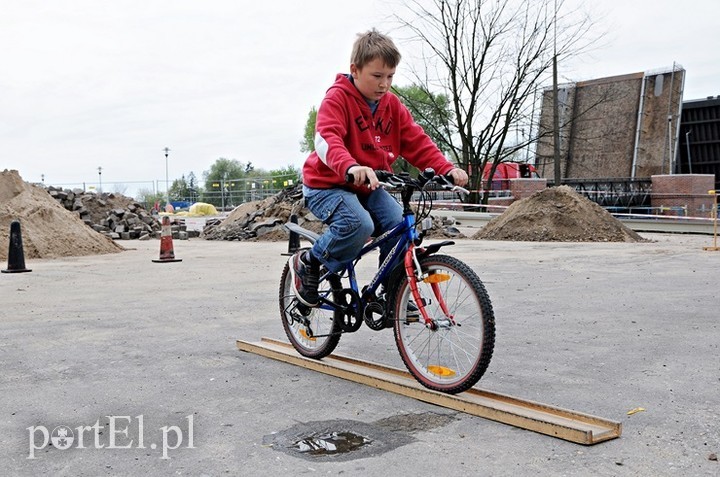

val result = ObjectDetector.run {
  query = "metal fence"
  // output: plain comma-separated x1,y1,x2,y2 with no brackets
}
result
549,178,653,212
45,176,298,212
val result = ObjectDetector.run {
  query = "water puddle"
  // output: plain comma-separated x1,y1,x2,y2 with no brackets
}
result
293,431,371,456
264,413,454,462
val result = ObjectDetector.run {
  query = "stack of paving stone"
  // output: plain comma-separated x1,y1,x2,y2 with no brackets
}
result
201,185,309,241
46,186,161,240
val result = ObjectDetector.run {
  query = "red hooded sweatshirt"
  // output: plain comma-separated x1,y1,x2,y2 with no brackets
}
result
302,74,455,195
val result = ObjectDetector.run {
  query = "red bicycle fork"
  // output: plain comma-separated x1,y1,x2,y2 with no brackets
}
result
403,245,455,329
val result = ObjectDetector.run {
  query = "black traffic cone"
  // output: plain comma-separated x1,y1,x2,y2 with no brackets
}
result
2,220,32,273
286,214,300,255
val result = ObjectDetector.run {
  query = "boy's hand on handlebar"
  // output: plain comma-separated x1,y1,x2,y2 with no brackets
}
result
347,165,380,190
447,168,469,187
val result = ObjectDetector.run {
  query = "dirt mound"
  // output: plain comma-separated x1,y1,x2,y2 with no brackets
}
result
0,170,123,260
473,185,646,242
202,184,464,242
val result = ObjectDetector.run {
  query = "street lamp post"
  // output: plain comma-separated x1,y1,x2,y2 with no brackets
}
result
98,166,103,193
163,147,170,206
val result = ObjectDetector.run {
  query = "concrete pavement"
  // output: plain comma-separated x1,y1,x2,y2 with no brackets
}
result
1,234,718,476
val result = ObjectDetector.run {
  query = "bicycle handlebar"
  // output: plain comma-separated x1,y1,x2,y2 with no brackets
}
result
345,168,467,195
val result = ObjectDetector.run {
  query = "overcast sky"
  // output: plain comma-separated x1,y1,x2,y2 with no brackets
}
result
2,0,717,197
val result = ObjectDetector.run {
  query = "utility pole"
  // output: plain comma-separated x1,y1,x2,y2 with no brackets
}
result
552,0,561,187
685,130,692,173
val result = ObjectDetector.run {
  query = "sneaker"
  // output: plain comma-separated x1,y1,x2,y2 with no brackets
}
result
290,251,319,307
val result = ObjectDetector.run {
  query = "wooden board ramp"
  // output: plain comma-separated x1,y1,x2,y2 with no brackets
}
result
236,337,621,445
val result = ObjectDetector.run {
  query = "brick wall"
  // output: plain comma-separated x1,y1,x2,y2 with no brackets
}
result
535,68,685,181
510,178,547,200
475,176,713,218
651,174,715,217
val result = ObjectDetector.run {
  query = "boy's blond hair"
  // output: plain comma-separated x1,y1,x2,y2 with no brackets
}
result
351,29,401,69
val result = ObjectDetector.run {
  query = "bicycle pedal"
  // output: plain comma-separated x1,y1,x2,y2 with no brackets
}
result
292,301,312,317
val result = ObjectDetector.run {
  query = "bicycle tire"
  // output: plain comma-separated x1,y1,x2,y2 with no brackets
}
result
389,254,495,394
279,258,342,359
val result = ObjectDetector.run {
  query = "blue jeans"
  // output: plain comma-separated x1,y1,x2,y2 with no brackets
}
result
303,185,403,274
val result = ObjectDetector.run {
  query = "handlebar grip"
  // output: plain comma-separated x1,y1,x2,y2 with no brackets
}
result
345,170,392,184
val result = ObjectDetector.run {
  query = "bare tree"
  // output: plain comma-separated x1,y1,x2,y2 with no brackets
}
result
393,0,598,202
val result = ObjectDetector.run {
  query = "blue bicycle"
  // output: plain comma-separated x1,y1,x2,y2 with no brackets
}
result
279,169,495,394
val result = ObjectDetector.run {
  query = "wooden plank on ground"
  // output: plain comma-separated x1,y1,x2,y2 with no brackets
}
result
237,337,621,445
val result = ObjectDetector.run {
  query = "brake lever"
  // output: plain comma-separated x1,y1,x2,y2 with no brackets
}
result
434,174,469,196
451,185,470,196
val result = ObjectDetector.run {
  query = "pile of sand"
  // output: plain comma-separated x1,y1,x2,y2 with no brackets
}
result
0,170,123,260
473,185,646,242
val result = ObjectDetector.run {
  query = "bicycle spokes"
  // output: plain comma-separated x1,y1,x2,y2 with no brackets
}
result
279,260,342,359
393,254,495,394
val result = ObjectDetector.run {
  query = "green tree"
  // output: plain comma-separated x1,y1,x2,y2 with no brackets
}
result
169,175,188,201
203,158,246,183
300,107,318,153
268,165,301,187
187,172,200,202
202,158,248,207
391,84,454,174
135,188,165,210
168,172,202,202
393,84,453,153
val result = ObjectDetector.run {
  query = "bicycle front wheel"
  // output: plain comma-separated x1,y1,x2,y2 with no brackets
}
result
389,254,495,394
279,259,342,359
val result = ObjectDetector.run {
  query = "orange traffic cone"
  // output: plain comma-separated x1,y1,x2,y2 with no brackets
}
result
2,220,32,273
152,216,182,263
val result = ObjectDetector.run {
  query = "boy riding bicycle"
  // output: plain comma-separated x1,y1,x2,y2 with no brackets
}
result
292,28,468,307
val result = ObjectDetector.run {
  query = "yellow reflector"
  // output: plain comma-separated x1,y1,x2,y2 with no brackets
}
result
427,365,457,377
423,272,451,284
299,329,316,342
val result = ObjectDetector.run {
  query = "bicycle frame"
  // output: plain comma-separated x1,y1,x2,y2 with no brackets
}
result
314,196,453,329
316,206,418,315
286,170,465,330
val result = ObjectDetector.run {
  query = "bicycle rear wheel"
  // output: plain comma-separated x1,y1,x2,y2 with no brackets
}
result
279,258,342,359
389,254,495,394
